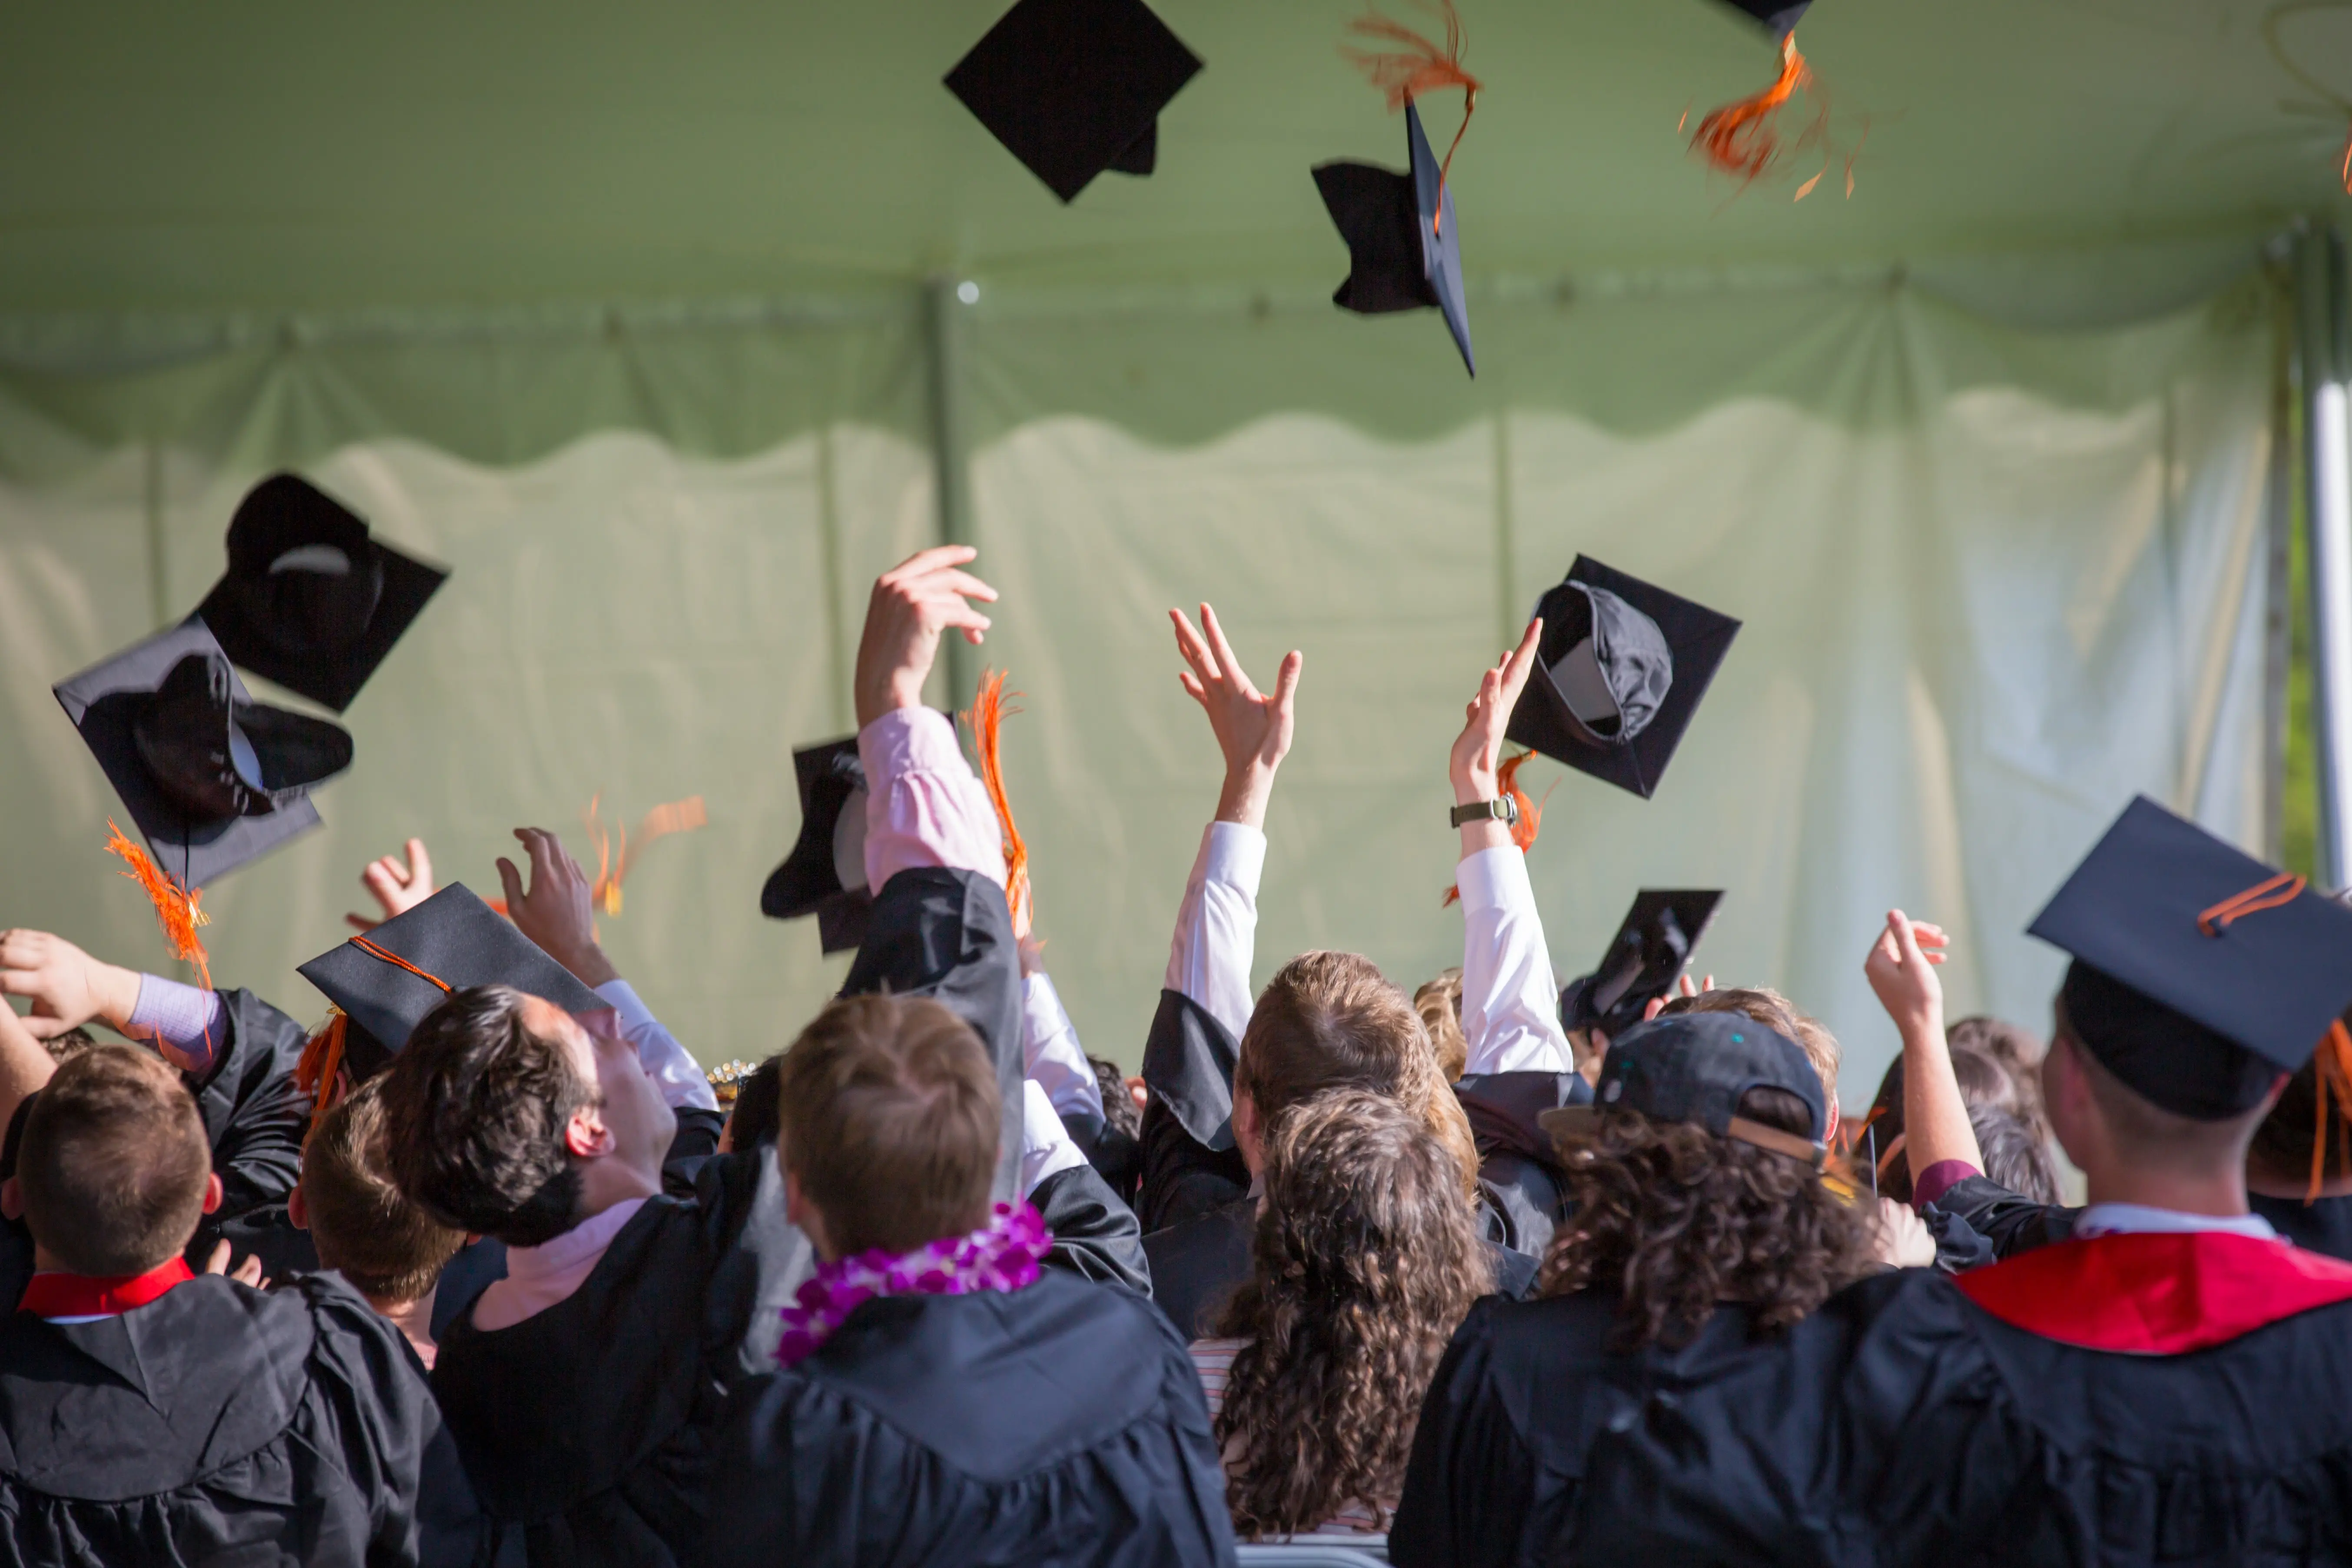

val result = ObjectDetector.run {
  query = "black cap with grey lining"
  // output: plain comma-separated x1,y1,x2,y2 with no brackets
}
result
1539,1011,1827,1165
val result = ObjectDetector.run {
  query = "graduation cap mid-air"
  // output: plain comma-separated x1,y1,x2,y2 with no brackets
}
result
944,0,1203,203
53,618,351,890
761,737,876,955
300,883,609,1081
1505,557,1741,799
1314,102,1475,377
2028,796,2352,1119
1558,890,1724,1038
194,473,448,714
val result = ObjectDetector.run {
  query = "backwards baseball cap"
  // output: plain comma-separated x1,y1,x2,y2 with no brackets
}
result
2029,796,2352,1120
1539,1011,1827,1167
761,736,875,954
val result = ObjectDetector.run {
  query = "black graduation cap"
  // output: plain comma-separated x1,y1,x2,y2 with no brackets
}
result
2028,796,2352,1117
1505,557,1740,799
1314,102,1475,377
1559,889,1723,1037
52,618,349,888
193,473,448,713
761,737,876,955
298,882,607,1080
1714,0,1811,38
944,0,1203,204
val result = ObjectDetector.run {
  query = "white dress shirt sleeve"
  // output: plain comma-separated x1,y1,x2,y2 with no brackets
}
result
856,706,1005,891
1455,846,1572,1077
1019,1078,1089,1195
593,978,719,1112
1023,971,1106,1125
1163,821,1265,1044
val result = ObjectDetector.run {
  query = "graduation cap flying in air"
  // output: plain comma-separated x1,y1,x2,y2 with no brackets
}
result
1504,556,1741,799
1558,889,1724,1038
1687,0,1858,199
1314,2,1481,377
762,736,877,954
945,0,1204,203
54,618,354,987
194,473,448,713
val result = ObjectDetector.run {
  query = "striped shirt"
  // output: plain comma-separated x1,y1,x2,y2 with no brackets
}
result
1189,1337,1390,1538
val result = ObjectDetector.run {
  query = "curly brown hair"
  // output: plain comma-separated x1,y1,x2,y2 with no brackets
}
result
1539,1087,1877,1352
1209,1089,1492,1538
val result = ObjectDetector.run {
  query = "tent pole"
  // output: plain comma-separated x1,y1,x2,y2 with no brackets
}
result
2296,225,2352,889
924,275,977,709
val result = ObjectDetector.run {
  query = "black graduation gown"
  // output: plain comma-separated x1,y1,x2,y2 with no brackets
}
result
1453,1070,1590,1260
0,1272,452,1567
1144,1195,1539,1341
2249,1191,2352,1262
706,1271,1238,1568
1927,1174,2352,1269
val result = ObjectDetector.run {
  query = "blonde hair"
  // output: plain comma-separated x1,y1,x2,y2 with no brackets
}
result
1415,969,1468,1083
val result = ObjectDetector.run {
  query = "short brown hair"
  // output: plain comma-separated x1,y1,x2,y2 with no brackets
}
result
1414,969,1468,1084
1665,987,1840,1107
1239,952,1480,1200
19,1045,210,1276
777,994,999,1257
303,1078,464,1304
377,985,597,1248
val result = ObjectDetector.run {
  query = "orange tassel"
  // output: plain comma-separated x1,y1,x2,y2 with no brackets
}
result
2310,1019,2352,1203
1691,32,1810,184
103,821,212,994
582,793,709,917
963,670,1030,932
2342,124,2351,195
1343,1,1482,232
1442,750,1548,906
296,1010,349,1140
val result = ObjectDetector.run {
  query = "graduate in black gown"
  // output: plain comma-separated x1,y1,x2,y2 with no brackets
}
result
1389,1010,1884,1568
706,986,1234,1568
0,1036,448,1565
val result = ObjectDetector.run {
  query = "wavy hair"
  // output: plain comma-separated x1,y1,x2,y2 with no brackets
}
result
1210,1088,1492,1538
1540,1086,1876,1352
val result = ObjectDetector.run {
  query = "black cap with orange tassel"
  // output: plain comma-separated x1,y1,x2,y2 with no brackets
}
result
1688,0,1863,201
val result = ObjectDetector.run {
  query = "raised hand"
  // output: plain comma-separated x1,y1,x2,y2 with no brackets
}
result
854,545,999,729
1864,910,1949,1041
0,929,141,1040
1169,603,1302,831
345,838,436,933
203,1238,268,1289
1449,617,1543,852
1640,973,1718,1024
497,827,619,988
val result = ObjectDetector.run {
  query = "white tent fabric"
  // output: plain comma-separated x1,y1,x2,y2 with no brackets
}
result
0,260,2276,1105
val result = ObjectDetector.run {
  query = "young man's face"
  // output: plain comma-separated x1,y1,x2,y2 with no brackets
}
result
521,996,676,1183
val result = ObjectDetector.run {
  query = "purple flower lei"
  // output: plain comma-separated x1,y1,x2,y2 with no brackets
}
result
775,1200,1050,1368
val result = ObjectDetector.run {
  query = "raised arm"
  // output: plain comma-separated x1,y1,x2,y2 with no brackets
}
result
1163,604,1300,1040
1863,910,1983,1201
1448,620,1572,1077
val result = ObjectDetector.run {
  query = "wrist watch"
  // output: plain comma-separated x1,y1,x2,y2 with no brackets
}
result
1450,796,1520,828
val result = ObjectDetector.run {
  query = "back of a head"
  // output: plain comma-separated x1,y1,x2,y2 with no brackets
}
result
1212,1088,1491,1537
1415,968,1468,1084
1948,1014,2050,1134
1241,951,1479,1196
1091,1054,1143,1142
376,984,593,1248
1543,1080,1875,1350
777,993,1000,1258
1664,987,1841,1109
728,1053,785,1151
1968,1104,2062,1206
19,1044,209,1277
303,1078,465,1304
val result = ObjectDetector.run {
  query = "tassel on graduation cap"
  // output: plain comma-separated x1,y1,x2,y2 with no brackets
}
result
964,670,1032,933
583,794,709,917
2307,1018,2352,1203
296,1010,350,1138
1685,0,1862,200
104,820,212,994
1442,751,1546,907
1343,0,1482,232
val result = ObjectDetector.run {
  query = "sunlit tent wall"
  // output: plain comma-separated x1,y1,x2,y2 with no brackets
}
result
0,1,2346,1105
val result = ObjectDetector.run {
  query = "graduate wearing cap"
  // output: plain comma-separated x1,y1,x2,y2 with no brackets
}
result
1812,798,2352,1562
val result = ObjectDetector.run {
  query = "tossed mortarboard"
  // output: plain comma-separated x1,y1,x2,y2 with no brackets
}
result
1314,102,1475,377
1559,889,1724,1037
944,0,1203,204
194,473,448,713
1713,0,1810,38
1505,557,1741,799
2028,796,2352,1118
53,618,350,889
299,883,607,1081
761,737,875,955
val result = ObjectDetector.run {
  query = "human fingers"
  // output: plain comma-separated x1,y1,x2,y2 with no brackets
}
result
343,914,381,933
916,567,998,605
1177,670,1208,708
1889,911,1934,971
1200,604,1254,695
203,1240,233,1276
1269,650,1303,719
1642,996,1667,1022
232,1253,265,1288
1169,610,1219,689
496,856,526,913
405,838,434,888
1701,975,1716,992
15,1014,76,1041
881,544,978,585
1678,973,1699,998
1496,617,1544,708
